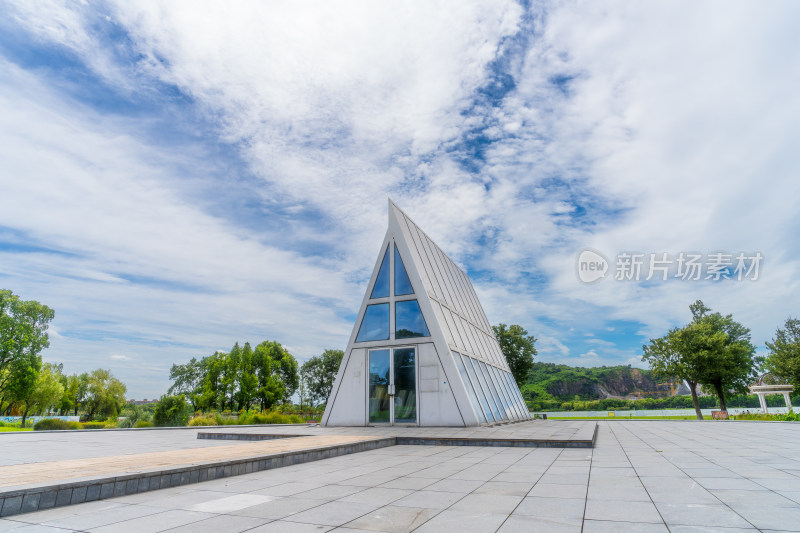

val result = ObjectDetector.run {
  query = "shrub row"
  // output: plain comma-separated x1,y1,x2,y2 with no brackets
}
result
31,419,154,431
732,411,800,422
188,411,305,426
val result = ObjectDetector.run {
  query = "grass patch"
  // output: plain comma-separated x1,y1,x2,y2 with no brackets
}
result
0,426,32,432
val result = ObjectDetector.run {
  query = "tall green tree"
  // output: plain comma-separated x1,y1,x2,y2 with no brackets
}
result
493,324,537,387
168,357,205,410
64,372,90,416
0,290,54,412
687,301,757,411
172,340,300,413
300,349,344,407
643,326,706,419
236,342,258,410
643,300,757,418
197,352,224,411
253,341,295,410
221,343,241,411
84,369,127,420
763,317,800,394
19,362,65,427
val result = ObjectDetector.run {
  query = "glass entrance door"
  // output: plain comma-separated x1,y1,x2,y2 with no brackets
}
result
368,347,417,425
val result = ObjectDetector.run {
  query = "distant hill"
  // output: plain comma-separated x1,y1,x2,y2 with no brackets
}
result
521,362,687,403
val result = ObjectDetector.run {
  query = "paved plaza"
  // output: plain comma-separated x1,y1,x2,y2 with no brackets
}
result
1,421,799,531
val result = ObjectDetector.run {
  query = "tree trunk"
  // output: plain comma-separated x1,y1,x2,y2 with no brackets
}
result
713,382,728,411
21,406,29,428
688,381,704,420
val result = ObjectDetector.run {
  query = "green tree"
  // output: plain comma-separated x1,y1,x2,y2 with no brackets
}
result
152,394,190,426
19,362,65,427
236,342,258,410
66,372,90,416
253,340,298,409
493,324,537,387
84,369,128,420
0,290,54,413
168,357,205,410
687,302,757,411
764,317,800,394
643,327,706,420
643,300,757,418
300,349,344,407
221,343,240,411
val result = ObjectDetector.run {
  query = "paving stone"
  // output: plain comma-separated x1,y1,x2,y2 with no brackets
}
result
582,520,669,532
343,504,438,532
498,514,582,532
285,500,377,526
412,509,508,533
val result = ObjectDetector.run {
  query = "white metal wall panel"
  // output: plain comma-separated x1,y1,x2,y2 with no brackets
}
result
324,348,367,426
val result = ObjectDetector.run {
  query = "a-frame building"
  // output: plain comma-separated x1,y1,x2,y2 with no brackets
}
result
322,200,529,427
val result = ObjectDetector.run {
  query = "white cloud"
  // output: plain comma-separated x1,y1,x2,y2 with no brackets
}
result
2,1,799,396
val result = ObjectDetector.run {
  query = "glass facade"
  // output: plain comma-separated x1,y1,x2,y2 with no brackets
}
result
479,360,507,421
484,362,511,420
394,245,414,295
393,347,417,423
368,349,390,423
395,299,429,339
461,353,494,422
450,351,531,423
370,247,390,299
356,303,389,342
352,228,529,426
467,356,501,421
453,351,487,423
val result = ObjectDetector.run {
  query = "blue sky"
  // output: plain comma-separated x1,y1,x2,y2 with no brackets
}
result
1,1,799,399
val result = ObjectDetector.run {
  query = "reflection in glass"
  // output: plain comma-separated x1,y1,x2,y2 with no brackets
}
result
453,351,487,423
490,364,516,420
479,361,508,421
394,245,414,295
506,371,528,419
393,347,417,423
369,350,390,423
496,367,521,420
462,354,495,423
356,304,389,342
469,357,502,421
370,247,390,299
395,300,430,339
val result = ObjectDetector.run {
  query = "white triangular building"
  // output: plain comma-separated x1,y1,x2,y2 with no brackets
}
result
322,200,529,426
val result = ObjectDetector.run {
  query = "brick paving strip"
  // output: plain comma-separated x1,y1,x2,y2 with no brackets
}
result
0,434,392,517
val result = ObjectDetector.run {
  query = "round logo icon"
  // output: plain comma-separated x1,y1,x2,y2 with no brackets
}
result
576,249,609,284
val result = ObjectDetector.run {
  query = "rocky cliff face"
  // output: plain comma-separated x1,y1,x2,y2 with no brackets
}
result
545,368,684,400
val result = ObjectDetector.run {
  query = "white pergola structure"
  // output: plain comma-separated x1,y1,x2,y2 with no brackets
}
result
322,200,529,427
750,384,794,413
